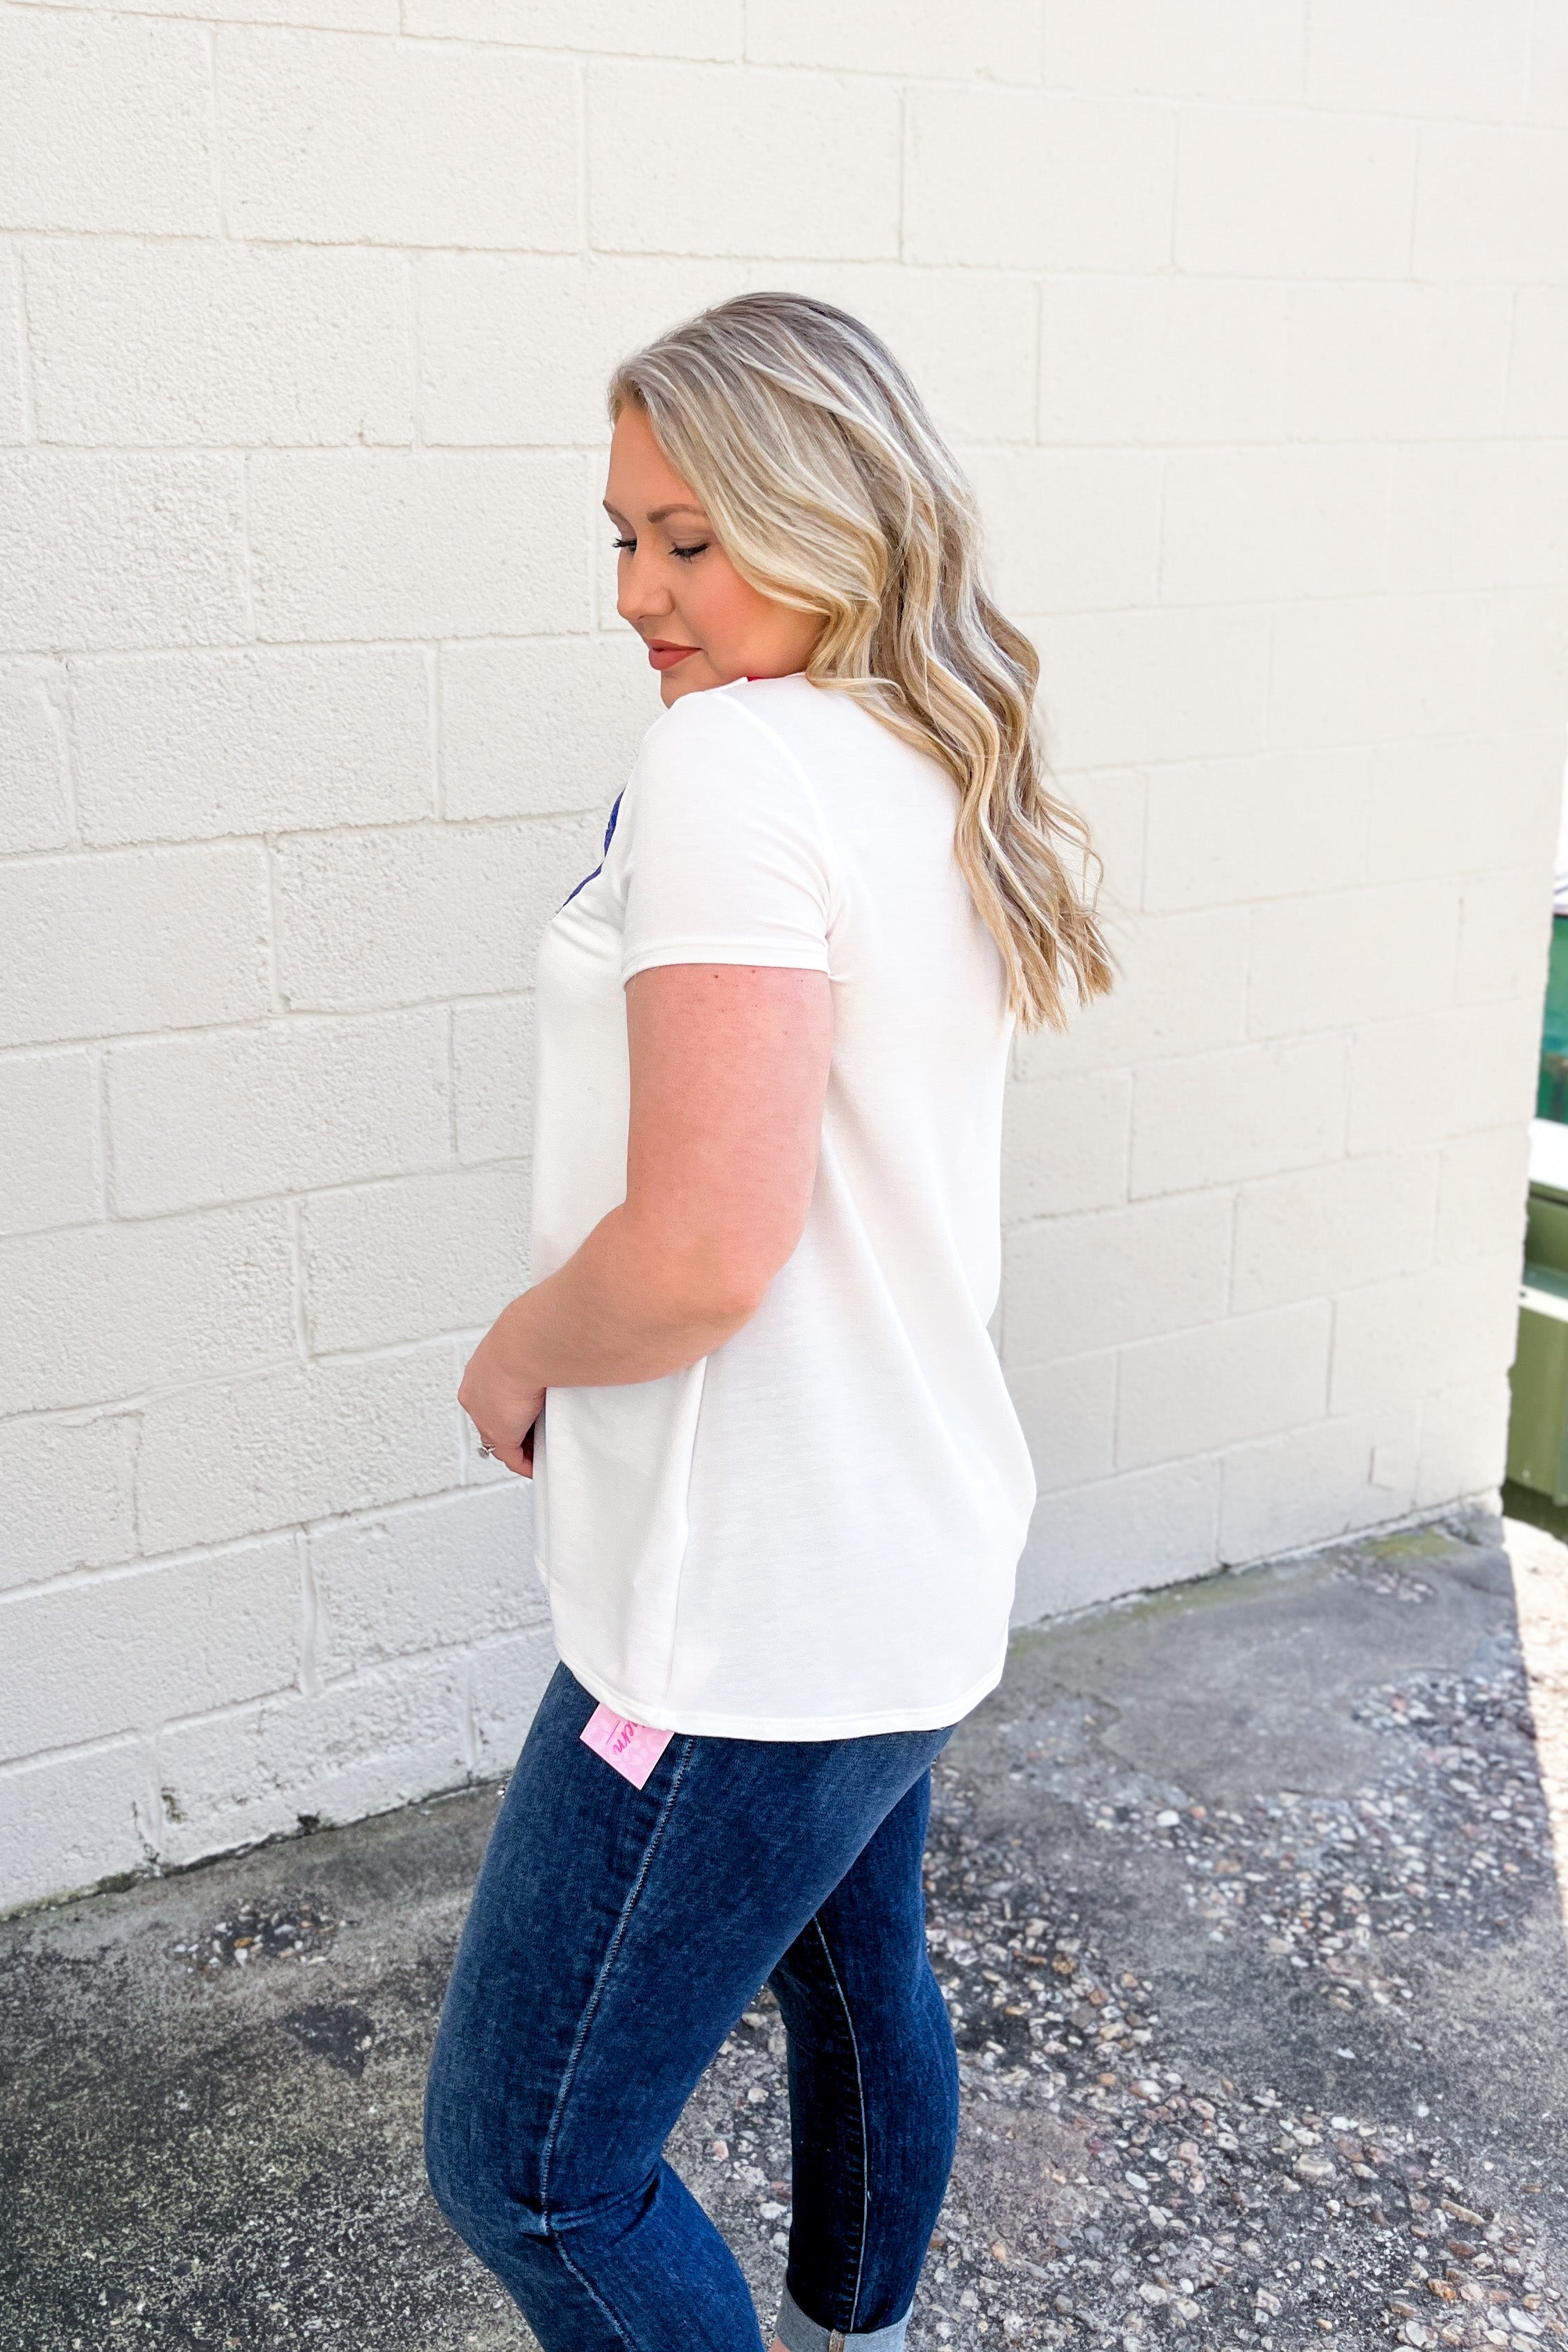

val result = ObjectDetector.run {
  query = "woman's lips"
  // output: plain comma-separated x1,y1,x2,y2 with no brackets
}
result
646,641,700,671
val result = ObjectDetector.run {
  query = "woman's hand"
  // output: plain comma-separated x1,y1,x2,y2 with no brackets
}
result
458,1323,544,1479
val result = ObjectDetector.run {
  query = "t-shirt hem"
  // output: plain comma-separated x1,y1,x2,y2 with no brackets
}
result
620,940,833,986
554,1634,1009,1744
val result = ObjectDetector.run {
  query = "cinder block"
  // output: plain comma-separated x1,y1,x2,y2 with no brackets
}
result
0,255,23,444
1415,1373,1513,1508
442,637,653,821
1037,276,1289,446
1232,1151,1439,1316
1383,445,1484,596
1307,0,1530,114
136,1342,462,1554
1161,447,1390,606
0,663,71,854
1015,908,1248,1081
1329,1254,1522,1417
1284,285,1510,442
1011,1455,1221,1626
404,0,737,53
1534,1,1568,122
1477,443,1568,591
1456,867,1553,1006
2,1538,300,1762
417,253,748,447
1003,1190,1233,1364
1219,1405,1422,1565
1476,587,1568,736
0,1740,158,1914
771,262,1042,446
1248,882,1461,1042
151,1652,468,1867
589,63,901,259
1415,124,1568,282
1348,1002,1540,1155
746,0,1040,81
1005,1348,1117,1495
1366,732,1562,886
1386,443,1568,597
217,28,579,248
1434,1126,1531,1266
1175,106,1416,278
105,1010,451,1216
248,450,591,643
1509,291,1568,434
0,1414,138,1595
1031,607,1273,770
906,87,1175,273
1143,749,1370,913
26,241,413,448
469,1626,558,1776
1116,1300,1332,1470
0,454,246,655
0,843,269,1049
1056,766,1147,921
1269,593,1482,750
454,996,535,1168
1042,0,1305,99
309,1484,541,1682
1130,1036,1346,1199
71,648,432,848
966,448,1161,614
0,10,215,234
110,0,395,26
0,1049,98,1235
273,816,601,1013
1003,1070,1131,1222
302,1167,529,1354
1,1203,293,1417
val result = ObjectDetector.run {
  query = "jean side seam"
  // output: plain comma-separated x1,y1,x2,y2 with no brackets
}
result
537,1736,695,2217
811,1914,869,2335
553,2219,644,2352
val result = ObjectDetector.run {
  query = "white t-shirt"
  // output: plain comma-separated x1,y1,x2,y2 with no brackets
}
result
530,674,1036,1739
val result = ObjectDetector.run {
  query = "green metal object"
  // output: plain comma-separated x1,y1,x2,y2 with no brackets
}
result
1507,1271,1568,1502
1537,913,1568,1120
1506,1102,1568,1502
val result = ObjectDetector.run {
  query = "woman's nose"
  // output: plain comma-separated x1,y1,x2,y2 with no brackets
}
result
617,551,673,626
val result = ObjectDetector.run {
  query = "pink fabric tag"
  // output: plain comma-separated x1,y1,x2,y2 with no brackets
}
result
580,1702,674,1789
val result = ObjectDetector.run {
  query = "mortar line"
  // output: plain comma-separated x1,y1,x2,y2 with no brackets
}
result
10,239,38,443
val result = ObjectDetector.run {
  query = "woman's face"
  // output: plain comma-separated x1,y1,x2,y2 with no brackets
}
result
604,402,822,707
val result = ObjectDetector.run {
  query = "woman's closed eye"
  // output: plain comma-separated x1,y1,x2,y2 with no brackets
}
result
610,535,710,561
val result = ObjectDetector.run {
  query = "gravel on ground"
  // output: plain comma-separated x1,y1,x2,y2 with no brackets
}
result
2,1509,1564,2351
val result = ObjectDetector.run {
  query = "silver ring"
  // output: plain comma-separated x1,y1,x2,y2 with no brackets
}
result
477,1440,494,1459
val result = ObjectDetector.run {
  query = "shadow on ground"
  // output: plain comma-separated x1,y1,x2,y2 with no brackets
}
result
3,1510,1565,2351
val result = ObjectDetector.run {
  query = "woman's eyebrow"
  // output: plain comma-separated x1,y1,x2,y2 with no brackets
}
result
646,502,708,524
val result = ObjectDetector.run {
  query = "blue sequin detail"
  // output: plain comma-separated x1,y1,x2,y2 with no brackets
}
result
560,791,623,911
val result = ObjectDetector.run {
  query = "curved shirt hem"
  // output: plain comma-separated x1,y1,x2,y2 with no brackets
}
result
619,938,832,986
553,1635,1010,1744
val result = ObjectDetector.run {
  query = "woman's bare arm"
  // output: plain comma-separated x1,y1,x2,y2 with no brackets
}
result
458,962,833,1475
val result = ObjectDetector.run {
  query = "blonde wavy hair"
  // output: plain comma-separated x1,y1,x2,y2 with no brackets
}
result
608,291,1113,1031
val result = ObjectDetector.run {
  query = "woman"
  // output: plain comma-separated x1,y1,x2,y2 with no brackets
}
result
424,292,1111,2352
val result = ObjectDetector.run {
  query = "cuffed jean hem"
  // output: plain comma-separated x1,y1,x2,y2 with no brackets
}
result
775,2284,911,2352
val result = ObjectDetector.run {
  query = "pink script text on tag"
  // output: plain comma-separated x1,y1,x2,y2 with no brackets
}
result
580,1702,674,1789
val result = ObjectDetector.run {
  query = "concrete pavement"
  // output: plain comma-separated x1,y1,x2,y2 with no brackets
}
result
3,1508,1565,2351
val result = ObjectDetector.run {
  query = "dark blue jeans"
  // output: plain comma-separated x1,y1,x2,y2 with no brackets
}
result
424,1665,960,2351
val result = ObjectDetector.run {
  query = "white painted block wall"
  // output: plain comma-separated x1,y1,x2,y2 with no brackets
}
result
3,0,1567,1912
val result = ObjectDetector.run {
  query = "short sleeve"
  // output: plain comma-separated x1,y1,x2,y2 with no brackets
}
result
614,689,835,986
